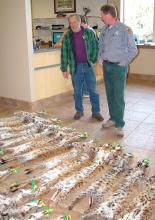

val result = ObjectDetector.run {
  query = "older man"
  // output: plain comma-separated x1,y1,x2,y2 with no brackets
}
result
60,14,103,121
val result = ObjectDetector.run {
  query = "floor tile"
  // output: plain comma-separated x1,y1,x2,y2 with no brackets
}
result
146,150,155,177
134,122,155,136
137,98,155,107
128,103,155,114
143,114,155,124
122,131,155,151
124,110,149,122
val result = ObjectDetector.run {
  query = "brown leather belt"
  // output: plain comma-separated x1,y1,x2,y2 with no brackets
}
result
104,60,119,65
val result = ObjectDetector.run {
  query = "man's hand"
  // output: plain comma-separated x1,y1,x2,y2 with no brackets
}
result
98,59,103,70
62,71,69,79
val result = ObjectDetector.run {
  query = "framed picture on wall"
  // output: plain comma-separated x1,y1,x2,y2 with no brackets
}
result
54,0,76,14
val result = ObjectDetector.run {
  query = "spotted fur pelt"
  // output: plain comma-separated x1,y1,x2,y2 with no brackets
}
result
0,111,154,220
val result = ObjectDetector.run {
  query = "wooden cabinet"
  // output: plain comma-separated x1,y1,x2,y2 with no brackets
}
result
34,48,103,100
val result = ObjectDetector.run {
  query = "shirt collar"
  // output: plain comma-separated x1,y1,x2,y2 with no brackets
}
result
112,19,120,29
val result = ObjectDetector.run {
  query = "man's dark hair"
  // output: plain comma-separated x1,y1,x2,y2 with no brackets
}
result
101,4,117,18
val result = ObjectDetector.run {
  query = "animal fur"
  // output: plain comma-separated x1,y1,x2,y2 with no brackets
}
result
0,111,154,220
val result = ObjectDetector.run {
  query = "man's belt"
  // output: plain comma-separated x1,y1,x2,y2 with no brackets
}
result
104,60,119,65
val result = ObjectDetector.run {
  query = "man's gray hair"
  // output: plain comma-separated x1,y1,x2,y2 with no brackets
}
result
68,14,81,22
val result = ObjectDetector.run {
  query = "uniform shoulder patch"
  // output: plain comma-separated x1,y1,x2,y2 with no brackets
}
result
126,27,131,33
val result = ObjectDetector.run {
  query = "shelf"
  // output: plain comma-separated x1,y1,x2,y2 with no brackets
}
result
32,16,100,20
87,16,100,18
32,17,101,42
32,17,68,20
35,28,68,30
34,28,100,32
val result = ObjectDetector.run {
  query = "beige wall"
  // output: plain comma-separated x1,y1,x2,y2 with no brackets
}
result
31,0,107,29
129,48,155,76
31,0,107,18
0,0,36,102
110,0,121,20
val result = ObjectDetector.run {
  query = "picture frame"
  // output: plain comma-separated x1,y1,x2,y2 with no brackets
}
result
54,0,76,14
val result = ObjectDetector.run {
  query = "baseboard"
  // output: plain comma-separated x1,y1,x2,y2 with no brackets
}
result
0,90,74,111
128,73,155,81
0,77,105,110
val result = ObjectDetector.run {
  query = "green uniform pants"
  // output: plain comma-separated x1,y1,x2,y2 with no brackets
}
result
103,62,128,128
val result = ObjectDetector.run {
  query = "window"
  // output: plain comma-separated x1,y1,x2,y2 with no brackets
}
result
122,0,154,44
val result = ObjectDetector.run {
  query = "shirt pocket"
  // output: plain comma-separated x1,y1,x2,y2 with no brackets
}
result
112,33,123,48
101,33,108,51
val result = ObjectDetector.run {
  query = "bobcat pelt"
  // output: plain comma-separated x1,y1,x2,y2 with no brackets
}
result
48,148,120,206
68,155,130,210
80,169,145,219
118,175,155,220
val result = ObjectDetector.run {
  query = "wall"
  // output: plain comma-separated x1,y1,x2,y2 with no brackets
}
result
110,0,121,19
129,47,155,78
0,0,36,102
31,0,107,28
32,0,107,18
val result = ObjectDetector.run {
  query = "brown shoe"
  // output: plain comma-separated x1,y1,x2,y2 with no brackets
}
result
74,112,84,120
92,113,104,121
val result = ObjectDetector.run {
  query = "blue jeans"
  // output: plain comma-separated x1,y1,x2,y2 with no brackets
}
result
71,63,100,114
83,78,89,95
103,62,128,127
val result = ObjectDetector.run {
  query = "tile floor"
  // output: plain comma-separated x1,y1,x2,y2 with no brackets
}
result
0,78,155,177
